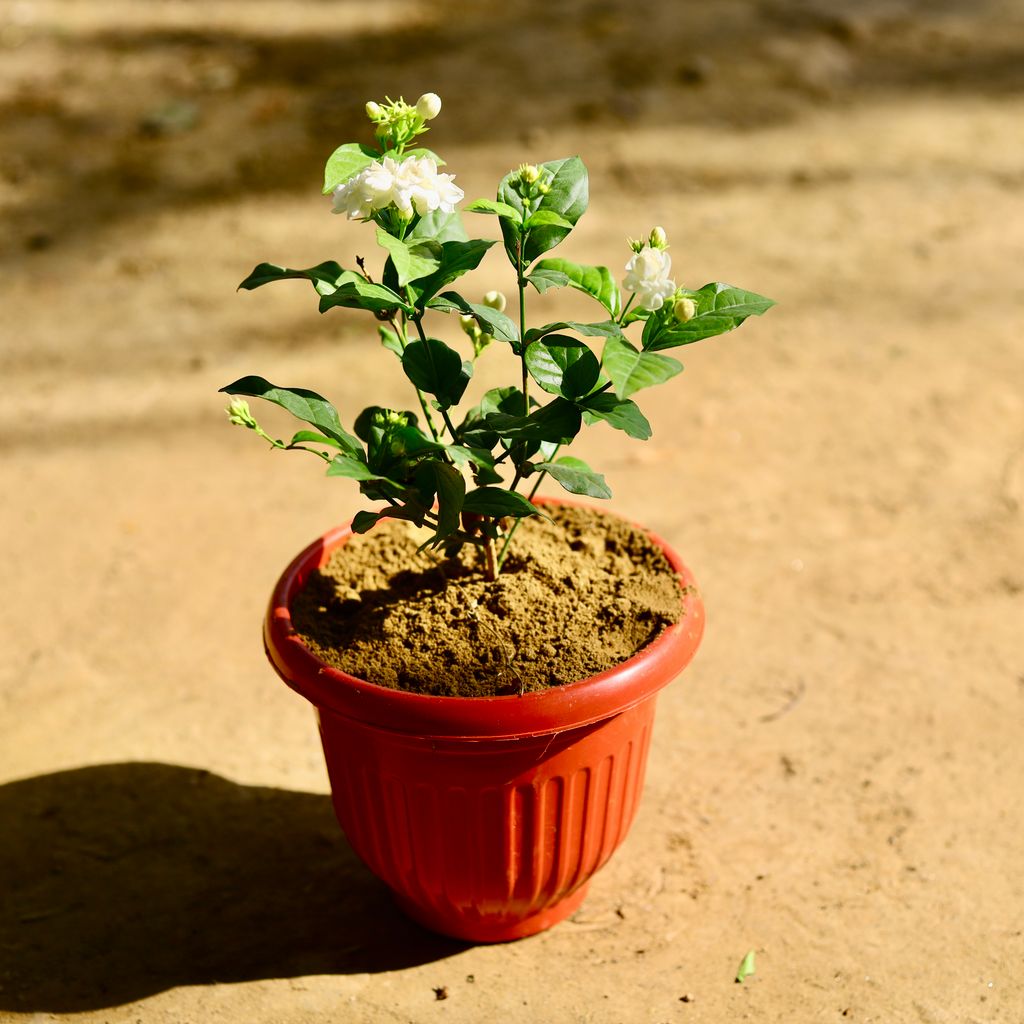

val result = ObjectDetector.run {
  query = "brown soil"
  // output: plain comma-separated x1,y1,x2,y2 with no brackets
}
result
291,506,682,696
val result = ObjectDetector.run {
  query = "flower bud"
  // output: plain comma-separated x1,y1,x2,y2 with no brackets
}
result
673,297,697,322
627,236,645,253
365,100,383,120
226,397,257,428
482,290,507,313
649,225,668,249
518,163,540,184
459,314,476,331
415,92,442,120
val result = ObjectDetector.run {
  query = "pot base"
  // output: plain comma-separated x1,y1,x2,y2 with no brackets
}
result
394,882,591,943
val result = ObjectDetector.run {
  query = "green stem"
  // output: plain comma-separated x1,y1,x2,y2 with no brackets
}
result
517,237,529,415
618,292,637,324
496,444,561,570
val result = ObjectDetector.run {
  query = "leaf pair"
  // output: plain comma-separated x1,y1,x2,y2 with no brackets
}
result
642,283,775,350
468,156,589,268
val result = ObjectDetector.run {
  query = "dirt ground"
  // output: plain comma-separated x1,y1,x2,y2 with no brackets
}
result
2,0,1024,1021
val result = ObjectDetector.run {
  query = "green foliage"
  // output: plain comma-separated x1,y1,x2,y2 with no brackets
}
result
496,156,589,265
322,142,377,194
319,280,413,315
376,228,441,286
525,335,601,399
224,96,773,576
402,337,472,409
642,283,775,351
409,240,496,305
429,292,520,344
530,258,620,316
238,262,362,297
535,456,611,499
579,393,652,440
602,334,683,399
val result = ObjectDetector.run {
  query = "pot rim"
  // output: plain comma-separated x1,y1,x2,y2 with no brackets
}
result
264,498,705,739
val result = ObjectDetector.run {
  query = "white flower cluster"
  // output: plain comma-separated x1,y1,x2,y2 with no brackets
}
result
624,245,675,311
331,154,463,221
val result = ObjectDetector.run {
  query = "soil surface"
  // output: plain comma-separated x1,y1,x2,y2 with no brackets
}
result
3,1,1024,1022
292,507,681,696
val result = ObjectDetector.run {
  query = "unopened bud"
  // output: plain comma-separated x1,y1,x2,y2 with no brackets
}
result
415,92,442,120
365,100,383,120
226,397,257,428
627,236,645,254
649,225,668,249
482,290,507,313
518,163,540,184
673,297,697,323
459,314,476,331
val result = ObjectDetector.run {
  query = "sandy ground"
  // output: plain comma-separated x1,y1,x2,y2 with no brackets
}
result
3,0,1024,1021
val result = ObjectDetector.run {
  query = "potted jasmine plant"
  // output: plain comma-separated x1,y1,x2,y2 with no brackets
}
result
222,92,772,941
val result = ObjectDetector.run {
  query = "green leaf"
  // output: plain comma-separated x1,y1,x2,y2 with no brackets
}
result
462,488,542,519
578,393,652,440
524,320,623,344
485,397,582,444
378,324,404,358
735,950,756,984
220,376,362,455
429,291,520,344
465,198,523,224
536,456,612,500
480,386,529,417
351,510,384,534
532,258,620,316
376,228,441,287
237,261,361,297
402,337,472,409
326,453,400,484
643,283,775,351
525,334,600,399
410,239,497,305
497,156,590,265
409,207,467,243
603,334,683,399
429,461,466,543
526,267,570,295
401,146,446,166
288,429,342,449
322,142,377,194
446,445,503,485
318,280,412,315
525,209,573,230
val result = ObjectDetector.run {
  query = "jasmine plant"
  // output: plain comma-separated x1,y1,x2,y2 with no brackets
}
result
221,92,773,579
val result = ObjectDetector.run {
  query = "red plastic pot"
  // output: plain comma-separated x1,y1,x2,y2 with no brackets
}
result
264,502,704,942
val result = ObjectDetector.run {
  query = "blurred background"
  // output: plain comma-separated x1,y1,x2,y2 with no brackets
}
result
2,1,1023,1021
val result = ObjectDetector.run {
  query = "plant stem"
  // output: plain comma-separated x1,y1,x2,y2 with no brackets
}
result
618,292,636,324
482,534,498,582
517,237,529,416
395,312,441,442
496,444,560,571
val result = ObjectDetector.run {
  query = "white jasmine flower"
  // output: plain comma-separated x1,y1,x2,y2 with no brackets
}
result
415,92,442,120
331,155,463,220
398,155,463,217
624,245,676,311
